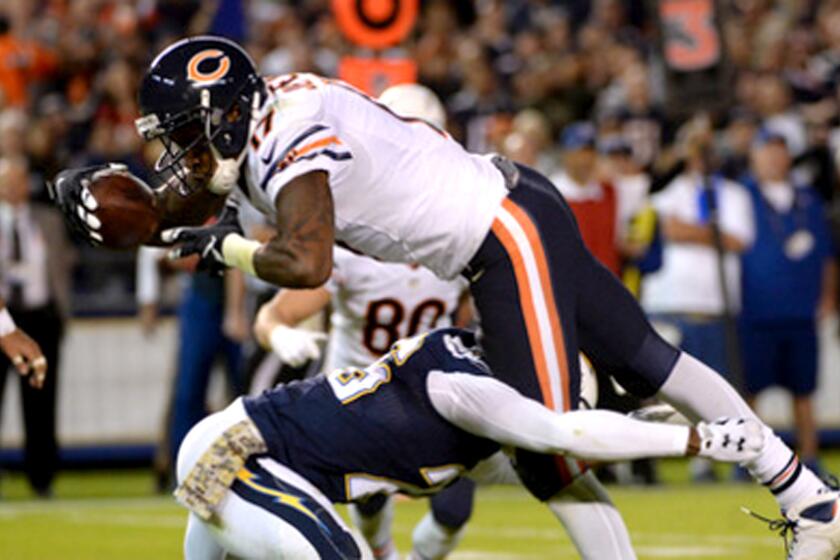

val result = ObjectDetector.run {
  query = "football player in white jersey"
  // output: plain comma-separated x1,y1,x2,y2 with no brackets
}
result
51,37,840,559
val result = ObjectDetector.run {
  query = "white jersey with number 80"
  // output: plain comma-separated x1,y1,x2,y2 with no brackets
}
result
323,247,467,371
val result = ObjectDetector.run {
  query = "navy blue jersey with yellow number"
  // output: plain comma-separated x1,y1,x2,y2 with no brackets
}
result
243,328,500,504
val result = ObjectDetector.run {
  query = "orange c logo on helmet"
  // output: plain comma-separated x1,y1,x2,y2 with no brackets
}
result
186,49,231,84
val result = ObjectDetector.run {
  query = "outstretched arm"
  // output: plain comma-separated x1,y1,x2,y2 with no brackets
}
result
253,171,335,287
162,171,335,288
253,288,330,348
426,371,762,463
252,288,330,367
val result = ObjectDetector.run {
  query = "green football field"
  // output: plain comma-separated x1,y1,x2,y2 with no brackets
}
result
2,455,834,559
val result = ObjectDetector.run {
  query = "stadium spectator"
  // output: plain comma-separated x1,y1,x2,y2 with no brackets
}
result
642,125,754,378
739,132,838,476
719,110,761,181
598,63,667,169
0,156,74,497
499,108,556,175
550,122,621,276
447,39,514,152
599,136,661,291
0,10,56,108
600,137,651,245
0,108,26,158
752,73,808,156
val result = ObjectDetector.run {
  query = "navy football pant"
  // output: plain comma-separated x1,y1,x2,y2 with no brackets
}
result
430,478,475,529
467,164,680,500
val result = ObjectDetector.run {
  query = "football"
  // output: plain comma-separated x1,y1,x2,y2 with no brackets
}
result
87,170,160,250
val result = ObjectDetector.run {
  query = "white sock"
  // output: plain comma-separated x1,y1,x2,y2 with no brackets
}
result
658,352,826,510
747,432,825,511
348,498,397,560
410,511,466,560
547,471,636,560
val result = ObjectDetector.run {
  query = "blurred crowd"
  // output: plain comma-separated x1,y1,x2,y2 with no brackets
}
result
3,0,840,488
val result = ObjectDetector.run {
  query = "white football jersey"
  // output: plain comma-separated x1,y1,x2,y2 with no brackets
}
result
323,247,467,371
241,73,508,280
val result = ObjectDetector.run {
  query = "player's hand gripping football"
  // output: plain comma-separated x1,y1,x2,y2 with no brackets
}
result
694,417,765,463
0,329,47,389
48,163,128,245
162,201,243,275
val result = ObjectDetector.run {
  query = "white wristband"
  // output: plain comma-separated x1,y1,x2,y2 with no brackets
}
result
0,308,17,337
221,234,261,276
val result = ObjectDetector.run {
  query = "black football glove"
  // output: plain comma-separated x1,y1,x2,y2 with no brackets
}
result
47,163,128,245
161,200,243,275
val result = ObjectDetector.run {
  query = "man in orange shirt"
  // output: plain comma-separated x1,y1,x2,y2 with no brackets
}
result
0,16,56,107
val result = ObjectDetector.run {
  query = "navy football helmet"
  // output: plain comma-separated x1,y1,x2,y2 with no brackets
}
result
135,36,263,195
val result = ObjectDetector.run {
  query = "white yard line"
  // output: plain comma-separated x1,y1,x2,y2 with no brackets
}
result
0,496,173,514
450,552,546,559
635,545,740,558
632,531,779,547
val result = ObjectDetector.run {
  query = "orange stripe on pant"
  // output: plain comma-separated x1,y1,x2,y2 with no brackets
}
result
490,198,571,413
491,219,554,410
502,199,571,410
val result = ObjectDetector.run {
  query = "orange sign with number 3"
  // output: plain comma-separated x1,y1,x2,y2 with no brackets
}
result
661,0,722,71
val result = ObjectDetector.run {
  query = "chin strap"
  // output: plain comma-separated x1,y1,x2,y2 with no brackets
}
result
201,89,262,195
207,152,242,195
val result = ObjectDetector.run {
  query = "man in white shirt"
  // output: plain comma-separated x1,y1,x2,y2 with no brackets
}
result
642,151,754,377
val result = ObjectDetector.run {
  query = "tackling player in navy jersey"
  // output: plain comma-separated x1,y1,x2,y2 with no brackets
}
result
51,36,840,558
175,328,762,559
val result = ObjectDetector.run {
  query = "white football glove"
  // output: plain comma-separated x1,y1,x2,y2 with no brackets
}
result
269,325,327,367
696,417,765,463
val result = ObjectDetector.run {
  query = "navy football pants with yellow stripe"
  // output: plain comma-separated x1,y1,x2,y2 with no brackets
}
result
467,164,680,500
